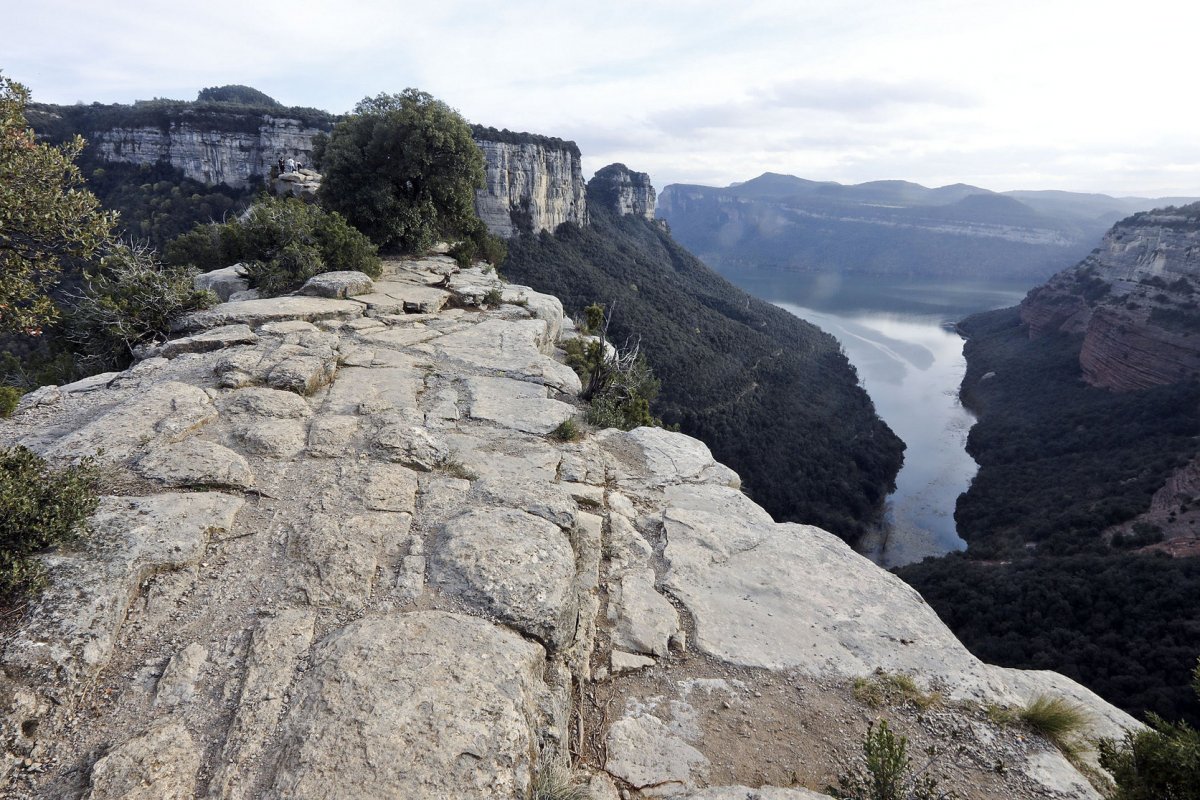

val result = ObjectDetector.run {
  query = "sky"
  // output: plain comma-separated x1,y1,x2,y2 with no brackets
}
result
5,0,1200,197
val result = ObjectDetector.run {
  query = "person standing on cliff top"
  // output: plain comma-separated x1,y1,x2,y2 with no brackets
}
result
285,157,295,173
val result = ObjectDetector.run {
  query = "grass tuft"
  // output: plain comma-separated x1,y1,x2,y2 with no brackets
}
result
852,669,941,711
533,763,589,800
1019,694,1090,754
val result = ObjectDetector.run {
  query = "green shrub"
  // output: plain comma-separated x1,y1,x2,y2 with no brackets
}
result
482,288,504,308
1020,694,1090,754
165,196,380,297
549,418,582,442
0,446,99,599
65,242,217,369
828,719,954,800
1099,660,1200,799
449,220,509,269
0,386,21,417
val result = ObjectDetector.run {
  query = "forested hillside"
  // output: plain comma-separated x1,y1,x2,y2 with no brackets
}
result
503,199,905,543
899,305,1200,726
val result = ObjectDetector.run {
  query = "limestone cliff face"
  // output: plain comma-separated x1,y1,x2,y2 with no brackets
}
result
87,116,326,189
1021,204,1200,390
589,162,657,219
472,136,588,238
0,256,1135,799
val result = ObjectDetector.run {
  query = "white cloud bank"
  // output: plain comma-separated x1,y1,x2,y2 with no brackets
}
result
5,0,1199,196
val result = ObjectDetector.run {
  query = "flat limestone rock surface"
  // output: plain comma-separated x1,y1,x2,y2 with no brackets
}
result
431,508,577,650
0,256,1136,800
3,492,243,685
41,381,216,464
464,375,575,434
265,612,546,800
86,720,200,800
176,297,363,332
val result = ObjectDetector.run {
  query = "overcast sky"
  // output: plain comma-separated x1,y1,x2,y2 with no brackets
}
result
6,0,1198,197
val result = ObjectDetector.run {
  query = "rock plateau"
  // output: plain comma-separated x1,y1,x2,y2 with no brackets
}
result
1,256,1138,799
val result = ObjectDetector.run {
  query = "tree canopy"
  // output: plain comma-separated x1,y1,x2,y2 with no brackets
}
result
196,84,282,107
0,74,115,334
316,89,485,253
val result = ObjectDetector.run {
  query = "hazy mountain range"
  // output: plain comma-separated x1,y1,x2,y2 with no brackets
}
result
658,172,1199,282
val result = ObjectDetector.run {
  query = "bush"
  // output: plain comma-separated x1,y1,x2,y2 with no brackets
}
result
0,385,21,417
829,719,954,800
1020,695,1090,754
0,446,99,599
450,220,509,268
165,196,380,296
1099,660,1200,799
549,418,582,442
317,89,485,253
65,242,216,369
563,309,662,432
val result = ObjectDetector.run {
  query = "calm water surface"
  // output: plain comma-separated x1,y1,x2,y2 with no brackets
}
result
731,273,1030,567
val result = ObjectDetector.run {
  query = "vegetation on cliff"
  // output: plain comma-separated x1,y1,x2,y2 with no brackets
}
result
166,196,380,296
503,193,904,542
470,125,581,159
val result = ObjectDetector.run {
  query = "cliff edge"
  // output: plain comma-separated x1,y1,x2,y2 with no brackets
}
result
0,257,1135,798
1021,202,1200,391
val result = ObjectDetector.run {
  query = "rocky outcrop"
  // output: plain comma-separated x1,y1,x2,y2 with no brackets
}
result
473,136,589,237
0,256,1137,798
1020,203,1200,390
87,117,324,189
590,163,657,219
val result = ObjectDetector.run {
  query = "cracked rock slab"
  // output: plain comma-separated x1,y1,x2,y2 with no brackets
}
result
41,381,216,465
136,439,255,490
464,375,575,434
3,493,243,685
175,297,363,333
299,270,374,299
266,612,546,800
86,720,200,800
605,714,708,793
431,508,578,650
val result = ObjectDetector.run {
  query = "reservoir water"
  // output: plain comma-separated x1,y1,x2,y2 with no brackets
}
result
728,273,1030,567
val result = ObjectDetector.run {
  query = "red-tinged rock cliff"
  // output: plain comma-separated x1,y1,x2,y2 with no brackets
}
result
1020,203,1200,390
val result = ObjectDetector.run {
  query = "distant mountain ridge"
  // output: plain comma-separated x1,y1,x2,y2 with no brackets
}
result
659,172,1198,281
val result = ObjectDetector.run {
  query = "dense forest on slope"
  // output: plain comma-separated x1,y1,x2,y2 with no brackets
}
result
503,202,905,542
898,305,1200,727
953,307,1200,558
901,554,1200,726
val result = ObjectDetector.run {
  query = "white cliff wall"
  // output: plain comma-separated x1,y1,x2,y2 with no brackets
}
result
89,116,324,189
473,139,588,238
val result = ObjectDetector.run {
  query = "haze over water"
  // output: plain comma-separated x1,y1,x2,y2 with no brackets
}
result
729,273,1030,567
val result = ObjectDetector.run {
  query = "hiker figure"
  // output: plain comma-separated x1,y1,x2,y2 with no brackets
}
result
277,156,285,173
285,157,295,173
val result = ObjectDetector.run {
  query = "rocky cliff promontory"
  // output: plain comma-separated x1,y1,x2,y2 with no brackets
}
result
589,163,656,220
471,127,589,237
1020,202,1200,390
30,104,590,238
1,255,1136,798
